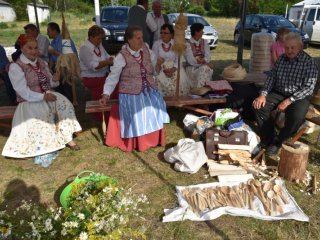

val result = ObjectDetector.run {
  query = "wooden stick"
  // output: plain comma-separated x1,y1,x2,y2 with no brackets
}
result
252,149,265,164
312,175,317,194
291,127,308,143
182,105,213,116
175,55,181,98
102,111,106,136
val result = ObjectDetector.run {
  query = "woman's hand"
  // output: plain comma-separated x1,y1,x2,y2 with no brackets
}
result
44,92,57,102
106,57,114,66
196,56,206,64
252,95,266,109
163,67,176,77
155,57,164,74
206,62,214,69
157,57,165,66
52,72,60,82
99,94,110,106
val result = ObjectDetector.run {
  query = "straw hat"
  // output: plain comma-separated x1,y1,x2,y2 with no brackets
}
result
222,63,247,81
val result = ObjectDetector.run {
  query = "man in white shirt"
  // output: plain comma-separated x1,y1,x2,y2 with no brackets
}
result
128,0,157,46
24,24,50,62
148,0,170,47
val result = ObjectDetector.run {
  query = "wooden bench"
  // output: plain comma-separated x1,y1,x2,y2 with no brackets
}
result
85,96,226,116
0,106,16,128
289,106,320,144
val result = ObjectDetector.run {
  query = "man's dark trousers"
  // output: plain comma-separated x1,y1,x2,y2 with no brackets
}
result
254,91,310,145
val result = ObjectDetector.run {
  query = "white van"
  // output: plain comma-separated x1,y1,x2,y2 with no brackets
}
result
301,5,320,42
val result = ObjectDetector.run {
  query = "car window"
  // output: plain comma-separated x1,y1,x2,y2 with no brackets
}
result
316,9,320,20
245,15,253,27
169,15,176,23
101,8,128,23
307,9,316,21
251,16,262,28
187,16,209,26
263,16,294,28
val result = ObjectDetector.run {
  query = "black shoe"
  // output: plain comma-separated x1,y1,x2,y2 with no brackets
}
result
266,144,280,156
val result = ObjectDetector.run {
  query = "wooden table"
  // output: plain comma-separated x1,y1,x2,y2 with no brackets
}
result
85,96,226,116
0,106,16,128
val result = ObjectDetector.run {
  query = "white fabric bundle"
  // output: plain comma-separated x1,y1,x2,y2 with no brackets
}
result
164,138,208,173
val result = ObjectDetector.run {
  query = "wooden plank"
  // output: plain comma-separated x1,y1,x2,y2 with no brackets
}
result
85,96,226,113
182,106,213,116
305,113,320,126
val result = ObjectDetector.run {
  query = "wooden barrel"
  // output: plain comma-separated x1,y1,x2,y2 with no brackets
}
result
249,32,273,73
278,141,309,181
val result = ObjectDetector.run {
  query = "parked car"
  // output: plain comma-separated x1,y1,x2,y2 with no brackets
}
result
168,13,219,48
94,6,129,54
234,14,310,48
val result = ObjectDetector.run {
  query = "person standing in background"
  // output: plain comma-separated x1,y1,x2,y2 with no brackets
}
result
148,0,170,47
128,0,157,46
270,27,289,65
47,22,78,102
24,23,50,62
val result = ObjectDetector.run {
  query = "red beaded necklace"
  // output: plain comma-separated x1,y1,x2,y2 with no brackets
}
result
28,61,40,72
161,42,171,52
93,47,101,57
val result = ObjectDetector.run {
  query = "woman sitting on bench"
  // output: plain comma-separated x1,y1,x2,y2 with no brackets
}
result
100,26,170,152
2,34,82,166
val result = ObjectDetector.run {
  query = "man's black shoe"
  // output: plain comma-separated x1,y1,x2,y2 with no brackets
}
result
266,144,280,156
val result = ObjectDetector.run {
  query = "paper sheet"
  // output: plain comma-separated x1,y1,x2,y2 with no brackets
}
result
162,179,309,222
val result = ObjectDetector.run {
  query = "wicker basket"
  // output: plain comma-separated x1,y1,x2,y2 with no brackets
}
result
222,63,247,81
249,32,273,72
60,170,117,208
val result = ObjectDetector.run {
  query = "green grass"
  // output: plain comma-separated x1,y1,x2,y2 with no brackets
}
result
1,13,320,239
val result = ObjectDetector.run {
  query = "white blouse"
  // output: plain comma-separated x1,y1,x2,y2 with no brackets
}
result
152,39,177,65
79,40,111,78
103,44,156,96
9,54,59,102
184,37,211,67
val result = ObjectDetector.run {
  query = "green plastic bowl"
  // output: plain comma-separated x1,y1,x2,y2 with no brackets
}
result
60,170,117,208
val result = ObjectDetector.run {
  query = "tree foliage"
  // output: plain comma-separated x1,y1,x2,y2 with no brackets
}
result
7,0,304,20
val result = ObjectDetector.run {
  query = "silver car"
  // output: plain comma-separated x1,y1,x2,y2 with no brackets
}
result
168,13,218,48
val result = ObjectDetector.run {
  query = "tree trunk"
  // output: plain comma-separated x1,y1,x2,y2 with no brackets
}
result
278,141,309,181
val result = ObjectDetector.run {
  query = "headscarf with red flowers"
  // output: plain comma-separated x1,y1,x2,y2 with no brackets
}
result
17,34,36,48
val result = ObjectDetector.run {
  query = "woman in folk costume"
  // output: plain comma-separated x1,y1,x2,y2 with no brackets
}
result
100,26,170,152
184,23,214,88
80,25,115,120
152,23,190,96
2,34,82,166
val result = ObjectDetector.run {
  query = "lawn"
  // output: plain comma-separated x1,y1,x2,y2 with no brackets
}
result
1,12,320,239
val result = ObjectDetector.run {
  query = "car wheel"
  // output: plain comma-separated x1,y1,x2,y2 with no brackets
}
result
234,31,240,44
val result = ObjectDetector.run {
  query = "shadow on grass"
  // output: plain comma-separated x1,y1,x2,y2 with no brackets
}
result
205,221,231,240
53,173,78,207
0,179,42,212
132,151,176,191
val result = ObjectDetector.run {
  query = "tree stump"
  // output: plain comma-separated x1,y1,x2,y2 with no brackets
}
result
278,141,309,181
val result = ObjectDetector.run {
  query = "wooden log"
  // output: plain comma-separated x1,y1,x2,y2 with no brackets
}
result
278,141,309,181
